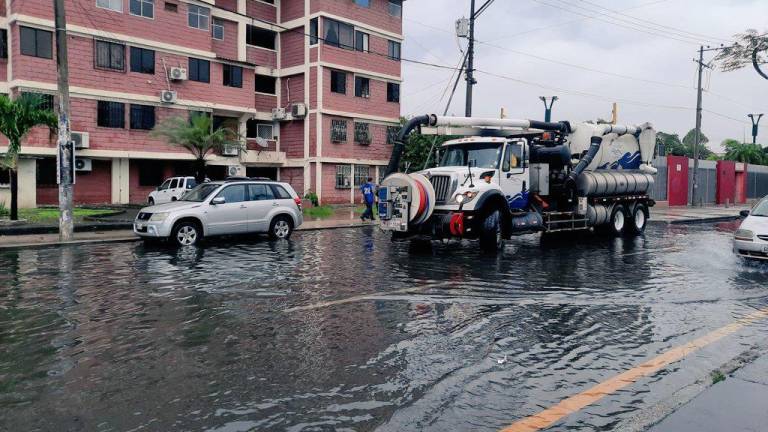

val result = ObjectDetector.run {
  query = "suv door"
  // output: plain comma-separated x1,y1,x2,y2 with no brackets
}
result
246,184,277,232
206,184,249,235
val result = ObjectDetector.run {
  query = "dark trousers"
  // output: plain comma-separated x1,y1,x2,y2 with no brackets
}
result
362,202,374,220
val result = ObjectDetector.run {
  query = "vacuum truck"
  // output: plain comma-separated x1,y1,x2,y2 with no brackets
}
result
377,115,658,251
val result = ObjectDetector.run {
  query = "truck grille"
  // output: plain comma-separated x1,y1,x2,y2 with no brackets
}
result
430,175,453,204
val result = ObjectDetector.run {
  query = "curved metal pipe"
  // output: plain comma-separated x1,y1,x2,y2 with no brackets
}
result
383,114,434,178
566,135,602,187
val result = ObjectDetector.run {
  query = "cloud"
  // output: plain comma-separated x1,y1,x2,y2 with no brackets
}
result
401,0,768,151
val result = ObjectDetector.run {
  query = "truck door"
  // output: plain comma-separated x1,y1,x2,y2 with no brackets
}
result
499,140,530,210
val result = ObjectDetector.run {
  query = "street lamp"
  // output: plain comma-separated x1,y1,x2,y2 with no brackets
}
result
539,96,558,122
748,113,763,144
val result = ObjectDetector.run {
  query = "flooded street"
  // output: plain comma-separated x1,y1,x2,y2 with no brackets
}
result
1,223,767,431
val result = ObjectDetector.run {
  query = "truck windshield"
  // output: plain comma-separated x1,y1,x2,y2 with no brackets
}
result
180,184,220,202
440,143,502,169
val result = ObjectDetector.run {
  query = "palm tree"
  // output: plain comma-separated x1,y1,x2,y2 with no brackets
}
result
150,113,244,183
715,29,768,80
723,139,766,165
0,94,58,220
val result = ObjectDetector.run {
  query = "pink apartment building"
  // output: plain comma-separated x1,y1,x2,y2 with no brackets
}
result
0,0,403,207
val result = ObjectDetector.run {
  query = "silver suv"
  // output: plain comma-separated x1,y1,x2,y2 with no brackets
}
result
134,179,304,246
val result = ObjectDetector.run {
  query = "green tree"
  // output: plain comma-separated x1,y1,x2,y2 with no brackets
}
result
715,29,768,80
656,131,686,156
151,113,244,183
396,116,457,172
0,94,57,220
682,129,713,159
722,139,766,165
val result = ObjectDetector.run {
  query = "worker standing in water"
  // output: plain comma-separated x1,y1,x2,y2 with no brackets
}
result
360,177,376,221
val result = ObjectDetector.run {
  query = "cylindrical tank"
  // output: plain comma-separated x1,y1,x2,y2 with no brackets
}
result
586,204,611,226
530,144,571,167
577,171,654,197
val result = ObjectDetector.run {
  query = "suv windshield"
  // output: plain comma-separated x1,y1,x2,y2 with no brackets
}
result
751,199,768,217
180,184,220,202
440,143,502,169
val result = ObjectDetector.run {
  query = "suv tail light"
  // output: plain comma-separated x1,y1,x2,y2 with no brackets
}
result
294,196,302,210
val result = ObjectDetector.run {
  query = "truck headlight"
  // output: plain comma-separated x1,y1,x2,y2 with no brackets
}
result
734,229,754,241
149,212,170,222
454,191,478,204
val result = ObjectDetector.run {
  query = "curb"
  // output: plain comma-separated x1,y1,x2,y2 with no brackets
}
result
667,215,741,225
0,222,133,236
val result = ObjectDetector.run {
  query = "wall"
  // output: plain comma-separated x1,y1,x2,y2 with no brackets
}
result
36,158,112,205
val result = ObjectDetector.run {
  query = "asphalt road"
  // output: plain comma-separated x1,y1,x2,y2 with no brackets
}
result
1,222,767,431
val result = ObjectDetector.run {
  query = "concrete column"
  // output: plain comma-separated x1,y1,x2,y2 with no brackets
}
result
111,158,130,204
237,22,247,62
236,0,246,14
17,158,37,209
350,163,355,204
316,161,322,202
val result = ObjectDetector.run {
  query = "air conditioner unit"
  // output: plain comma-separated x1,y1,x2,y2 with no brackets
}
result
227,165,239,177
74,158,92,172
168,67,188,81
222,145,239,156
160,90,177,104
291,103,307,119
271,108,286,121
71,131,89,149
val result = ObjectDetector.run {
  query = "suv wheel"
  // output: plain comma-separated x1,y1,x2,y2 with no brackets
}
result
148,197,155,206
172,220,201,246
269,216,293,240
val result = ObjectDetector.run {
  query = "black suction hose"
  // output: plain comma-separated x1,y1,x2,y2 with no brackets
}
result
566,135,603,187
383,114,433,178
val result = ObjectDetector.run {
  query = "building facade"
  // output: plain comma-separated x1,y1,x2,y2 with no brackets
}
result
0,0,403,207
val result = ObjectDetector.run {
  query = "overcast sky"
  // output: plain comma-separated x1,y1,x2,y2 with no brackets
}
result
400,0,768,152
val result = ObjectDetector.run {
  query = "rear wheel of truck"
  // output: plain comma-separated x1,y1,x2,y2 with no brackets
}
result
608,204,627,236
479,209,504,252
628,203,648,235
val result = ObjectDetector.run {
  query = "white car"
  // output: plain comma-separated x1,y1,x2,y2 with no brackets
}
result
147,176,197,205
134,179,304,246
734,197,768,261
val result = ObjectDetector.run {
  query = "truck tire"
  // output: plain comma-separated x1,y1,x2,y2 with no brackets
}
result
479,209,504,252
608,204,627,236
628,203,648,235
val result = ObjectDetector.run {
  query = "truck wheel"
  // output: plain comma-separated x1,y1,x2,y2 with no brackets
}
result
479,209,504,252
628,203,648,235
609,204,627,236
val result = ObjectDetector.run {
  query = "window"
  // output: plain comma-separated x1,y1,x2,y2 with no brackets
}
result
130,104,155,130
169,178,179,189
309,18,318,45
129,0,153,18
503,143,524,171
254,75,276,94
0,30,8,59
37,158,57,186
354,0,370,6
355,31,369,52
130,46,155,74
223,64,243,88
97,0,122,12
331,119,347,142
164,2,177,12
388,40,401,60
324,18,354,49
387,82,400,103
20,27,52,59
188,4,209,30
216,184,247,203
248,184,275,201
246,120,274,140
188,58,210,83
212,18,224,40
354,76,370,98
270,184,291,199
354,165,370,186
246,25,276,49
94,40,125,71
0,166,9,186
388,0,402,17
97,101,125,128
186,179,197,189
138,160,164,186
386,125,399,144
335,165,351,189
330,70,346,94
354,122,371,145
22,92,54,111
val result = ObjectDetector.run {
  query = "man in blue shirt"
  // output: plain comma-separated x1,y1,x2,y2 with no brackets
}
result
360,177,376,221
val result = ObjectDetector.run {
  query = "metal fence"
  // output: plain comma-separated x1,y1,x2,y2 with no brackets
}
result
648,156,667,201
747,165,768,199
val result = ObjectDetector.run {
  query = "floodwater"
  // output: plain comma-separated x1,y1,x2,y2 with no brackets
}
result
1,223,767,431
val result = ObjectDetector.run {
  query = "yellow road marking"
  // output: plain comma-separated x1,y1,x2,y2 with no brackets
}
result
500,306,768,432
283,282,451,313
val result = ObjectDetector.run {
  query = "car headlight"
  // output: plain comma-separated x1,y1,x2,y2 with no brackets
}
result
734,229,754,241
149,212,170,222
454,191,478,204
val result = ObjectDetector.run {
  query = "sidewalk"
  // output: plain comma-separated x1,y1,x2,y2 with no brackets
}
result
649,353,768,431
650,203,748,224
0,208,375,249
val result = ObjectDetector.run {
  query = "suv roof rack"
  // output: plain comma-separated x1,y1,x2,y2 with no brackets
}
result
223,176,275,182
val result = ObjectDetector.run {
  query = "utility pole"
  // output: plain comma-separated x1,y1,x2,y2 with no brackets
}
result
691,46,709,207
748,113,763,144
462,0,495,117
54,0,74,240
539,96,558,122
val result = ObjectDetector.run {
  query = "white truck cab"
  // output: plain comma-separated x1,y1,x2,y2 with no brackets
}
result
147,176,198,205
